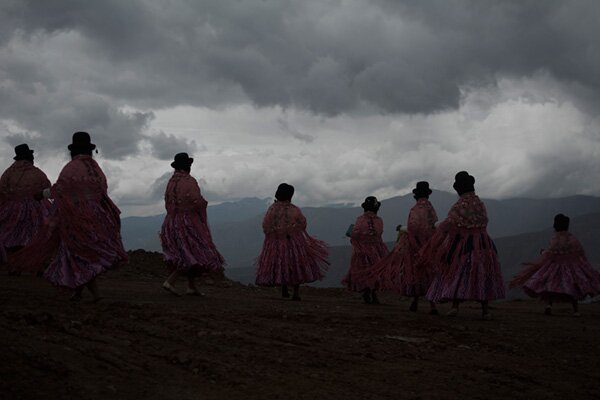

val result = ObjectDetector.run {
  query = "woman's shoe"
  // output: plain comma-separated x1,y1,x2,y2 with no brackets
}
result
162,282,181,296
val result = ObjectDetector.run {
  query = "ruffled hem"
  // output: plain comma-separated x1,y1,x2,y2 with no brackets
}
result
8,197,127,279
342,241,389,292
0,199,51,248
44,243,127,288
368,237,432,296
426,251,505,302
161,213,225,273
424,228,505,302
511,256,600,301
255,232,329,286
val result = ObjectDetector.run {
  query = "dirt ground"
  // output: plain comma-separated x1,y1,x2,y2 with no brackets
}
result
1,250,599,400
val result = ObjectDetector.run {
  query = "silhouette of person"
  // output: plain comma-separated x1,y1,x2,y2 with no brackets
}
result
255,183,329,301
510,214,600,316
367,182,439,313
9,132,128,301
342,196,389,304
0,144,51,273
160,152,225,296
425,171,505,319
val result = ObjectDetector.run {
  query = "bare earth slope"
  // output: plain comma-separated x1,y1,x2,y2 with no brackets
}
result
1,251,599,400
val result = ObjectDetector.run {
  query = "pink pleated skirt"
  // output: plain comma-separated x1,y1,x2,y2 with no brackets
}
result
511,254,600,302
342,240,389,292
425,228,505,302
255,232,328,286
161,212,225,273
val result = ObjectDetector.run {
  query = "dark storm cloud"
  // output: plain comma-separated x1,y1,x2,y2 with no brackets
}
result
0,0,156,54
148,171,171,203
2,0,600,212
145,131,199,160
0,84,153,159
277,118,314,143
2,0,599,117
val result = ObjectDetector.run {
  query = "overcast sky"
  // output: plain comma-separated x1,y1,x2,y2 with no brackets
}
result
1,0,599,216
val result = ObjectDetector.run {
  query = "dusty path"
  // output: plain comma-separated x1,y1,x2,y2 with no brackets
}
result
1,251,599,400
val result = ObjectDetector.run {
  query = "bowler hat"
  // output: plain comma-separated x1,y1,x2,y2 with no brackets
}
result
361,196,381,212
553,214,570,231
171,152,194,169
68,131,96,152
412,181,432,197
275,183,295,201
452,171,475,193
13,143,34,160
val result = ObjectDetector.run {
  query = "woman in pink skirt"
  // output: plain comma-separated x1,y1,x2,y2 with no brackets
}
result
160,153,225,296
10,132,128,301
0,144,52,273
510,214,600,316
342,196,389,304
368,182,439,314
425,171,504,319
255,183,329,301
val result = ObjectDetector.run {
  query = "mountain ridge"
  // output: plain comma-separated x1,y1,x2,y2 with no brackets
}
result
121,194,600,288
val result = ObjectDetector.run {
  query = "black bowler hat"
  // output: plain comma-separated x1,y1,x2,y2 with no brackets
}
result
553,213,570,231
14,143,34,160
275,183,295,201
412,181,432,197
68,131,96,152
171,152,194,169
361,196,381,212
453,171,475,192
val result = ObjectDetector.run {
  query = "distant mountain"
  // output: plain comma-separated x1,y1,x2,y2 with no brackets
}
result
214,193,600,272
123,193,600,248
120,214,165,250
120,197,270,251
203,197,271,225
375,192,600,240
122,194,600,285
484,195,600,237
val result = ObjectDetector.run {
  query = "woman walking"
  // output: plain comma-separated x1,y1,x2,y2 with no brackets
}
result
255,183,329,301
160,153,225,296
10,132,128,301
0,144,52,272
425,171,504,319
368,182,439,313
342,196,389,304
510,214,600,316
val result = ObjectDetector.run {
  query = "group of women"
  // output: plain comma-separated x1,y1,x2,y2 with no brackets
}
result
1,132,600,317
1,133,128,301
340,175,600,318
